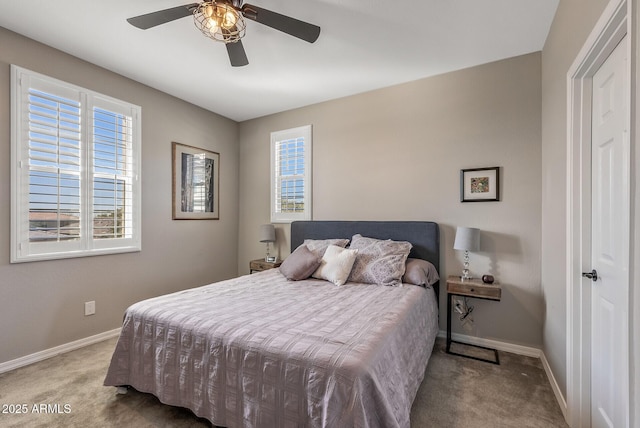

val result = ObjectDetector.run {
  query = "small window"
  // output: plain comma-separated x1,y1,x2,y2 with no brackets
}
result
270,125,312,223
11,65,141,263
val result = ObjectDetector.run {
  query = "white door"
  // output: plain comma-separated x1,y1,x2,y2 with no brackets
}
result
589,35,629,428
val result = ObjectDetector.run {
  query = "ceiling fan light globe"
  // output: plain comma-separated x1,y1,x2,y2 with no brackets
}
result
222,10,238,29
203,5,215,19
205,17,219,32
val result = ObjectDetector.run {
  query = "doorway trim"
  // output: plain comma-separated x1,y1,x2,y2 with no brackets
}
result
566,0,631,427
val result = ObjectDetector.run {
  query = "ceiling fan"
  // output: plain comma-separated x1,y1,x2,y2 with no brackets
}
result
127,1,321,67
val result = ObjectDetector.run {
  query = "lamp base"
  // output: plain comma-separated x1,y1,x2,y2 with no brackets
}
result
461,251,473,281
264,242,276,263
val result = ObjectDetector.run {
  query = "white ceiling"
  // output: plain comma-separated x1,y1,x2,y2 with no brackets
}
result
0,0,558,122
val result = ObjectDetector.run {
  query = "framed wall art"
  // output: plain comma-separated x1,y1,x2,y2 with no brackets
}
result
460,167,500,202
172,142,220,219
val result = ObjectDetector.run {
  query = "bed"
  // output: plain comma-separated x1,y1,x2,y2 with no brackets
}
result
104,220,440,427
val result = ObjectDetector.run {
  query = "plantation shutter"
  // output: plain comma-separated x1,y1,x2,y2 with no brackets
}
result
270,125,312,223
91,101,135,241
274,137,305,214
27,83,82,245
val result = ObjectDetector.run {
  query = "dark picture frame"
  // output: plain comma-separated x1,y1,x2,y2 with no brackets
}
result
460,167,500,202
172,142,220,220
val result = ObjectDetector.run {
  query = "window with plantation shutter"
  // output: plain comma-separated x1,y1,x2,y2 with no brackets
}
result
11,65,141,263
270,125,312,223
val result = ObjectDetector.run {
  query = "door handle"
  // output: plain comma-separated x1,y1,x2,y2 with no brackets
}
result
582,269,598,281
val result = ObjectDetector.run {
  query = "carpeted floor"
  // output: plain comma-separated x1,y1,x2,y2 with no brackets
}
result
0,337,567,427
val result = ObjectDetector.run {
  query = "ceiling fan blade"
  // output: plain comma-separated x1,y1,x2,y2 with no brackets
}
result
127,3,199,30
241,4,320,43
226,40,249,67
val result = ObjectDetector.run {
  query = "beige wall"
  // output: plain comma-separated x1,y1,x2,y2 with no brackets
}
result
0,27,240,364
238,53,543,347
540,0,611,399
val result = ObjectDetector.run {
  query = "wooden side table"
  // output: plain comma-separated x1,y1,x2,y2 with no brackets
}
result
446,275,502,364
250,259,282,273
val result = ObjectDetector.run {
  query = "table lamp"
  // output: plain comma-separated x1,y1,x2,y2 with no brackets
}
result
454,226,480,280
259,224,276,262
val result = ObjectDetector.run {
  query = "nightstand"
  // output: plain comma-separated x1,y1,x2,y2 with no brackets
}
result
250,259,282,273
446,275,502,364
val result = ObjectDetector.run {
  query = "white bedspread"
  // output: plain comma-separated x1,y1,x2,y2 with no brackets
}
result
104,269,439,427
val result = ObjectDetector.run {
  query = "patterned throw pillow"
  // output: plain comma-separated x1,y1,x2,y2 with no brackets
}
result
311,244,359,286
348,234,412,286
302,238,350,258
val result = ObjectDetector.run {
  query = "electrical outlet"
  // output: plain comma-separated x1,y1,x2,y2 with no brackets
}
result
84,301,96,316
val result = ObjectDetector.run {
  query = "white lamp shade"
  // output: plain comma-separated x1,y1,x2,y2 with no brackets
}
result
454,227,480,251
259,224,276,243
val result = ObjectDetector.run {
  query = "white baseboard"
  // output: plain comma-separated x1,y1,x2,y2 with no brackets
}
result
437,330,568,419
0,328,121,375
437,330,541,357
540,351,568,419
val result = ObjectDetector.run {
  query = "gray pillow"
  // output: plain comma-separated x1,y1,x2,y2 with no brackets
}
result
347,234,412,286
279,245,321,280
302,238,350,258
402,258,440,286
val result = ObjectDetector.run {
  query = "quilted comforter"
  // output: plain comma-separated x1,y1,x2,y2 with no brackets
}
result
104,269,438,427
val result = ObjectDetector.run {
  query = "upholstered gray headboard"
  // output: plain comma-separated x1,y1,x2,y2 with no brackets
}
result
290,221,440,297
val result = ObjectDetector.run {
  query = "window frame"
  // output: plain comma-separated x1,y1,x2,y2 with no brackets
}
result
270,125,312,223
10,65,142,263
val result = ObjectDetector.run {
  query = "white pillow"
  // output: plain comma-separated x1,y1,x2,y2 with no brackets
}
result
312,244,359,286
